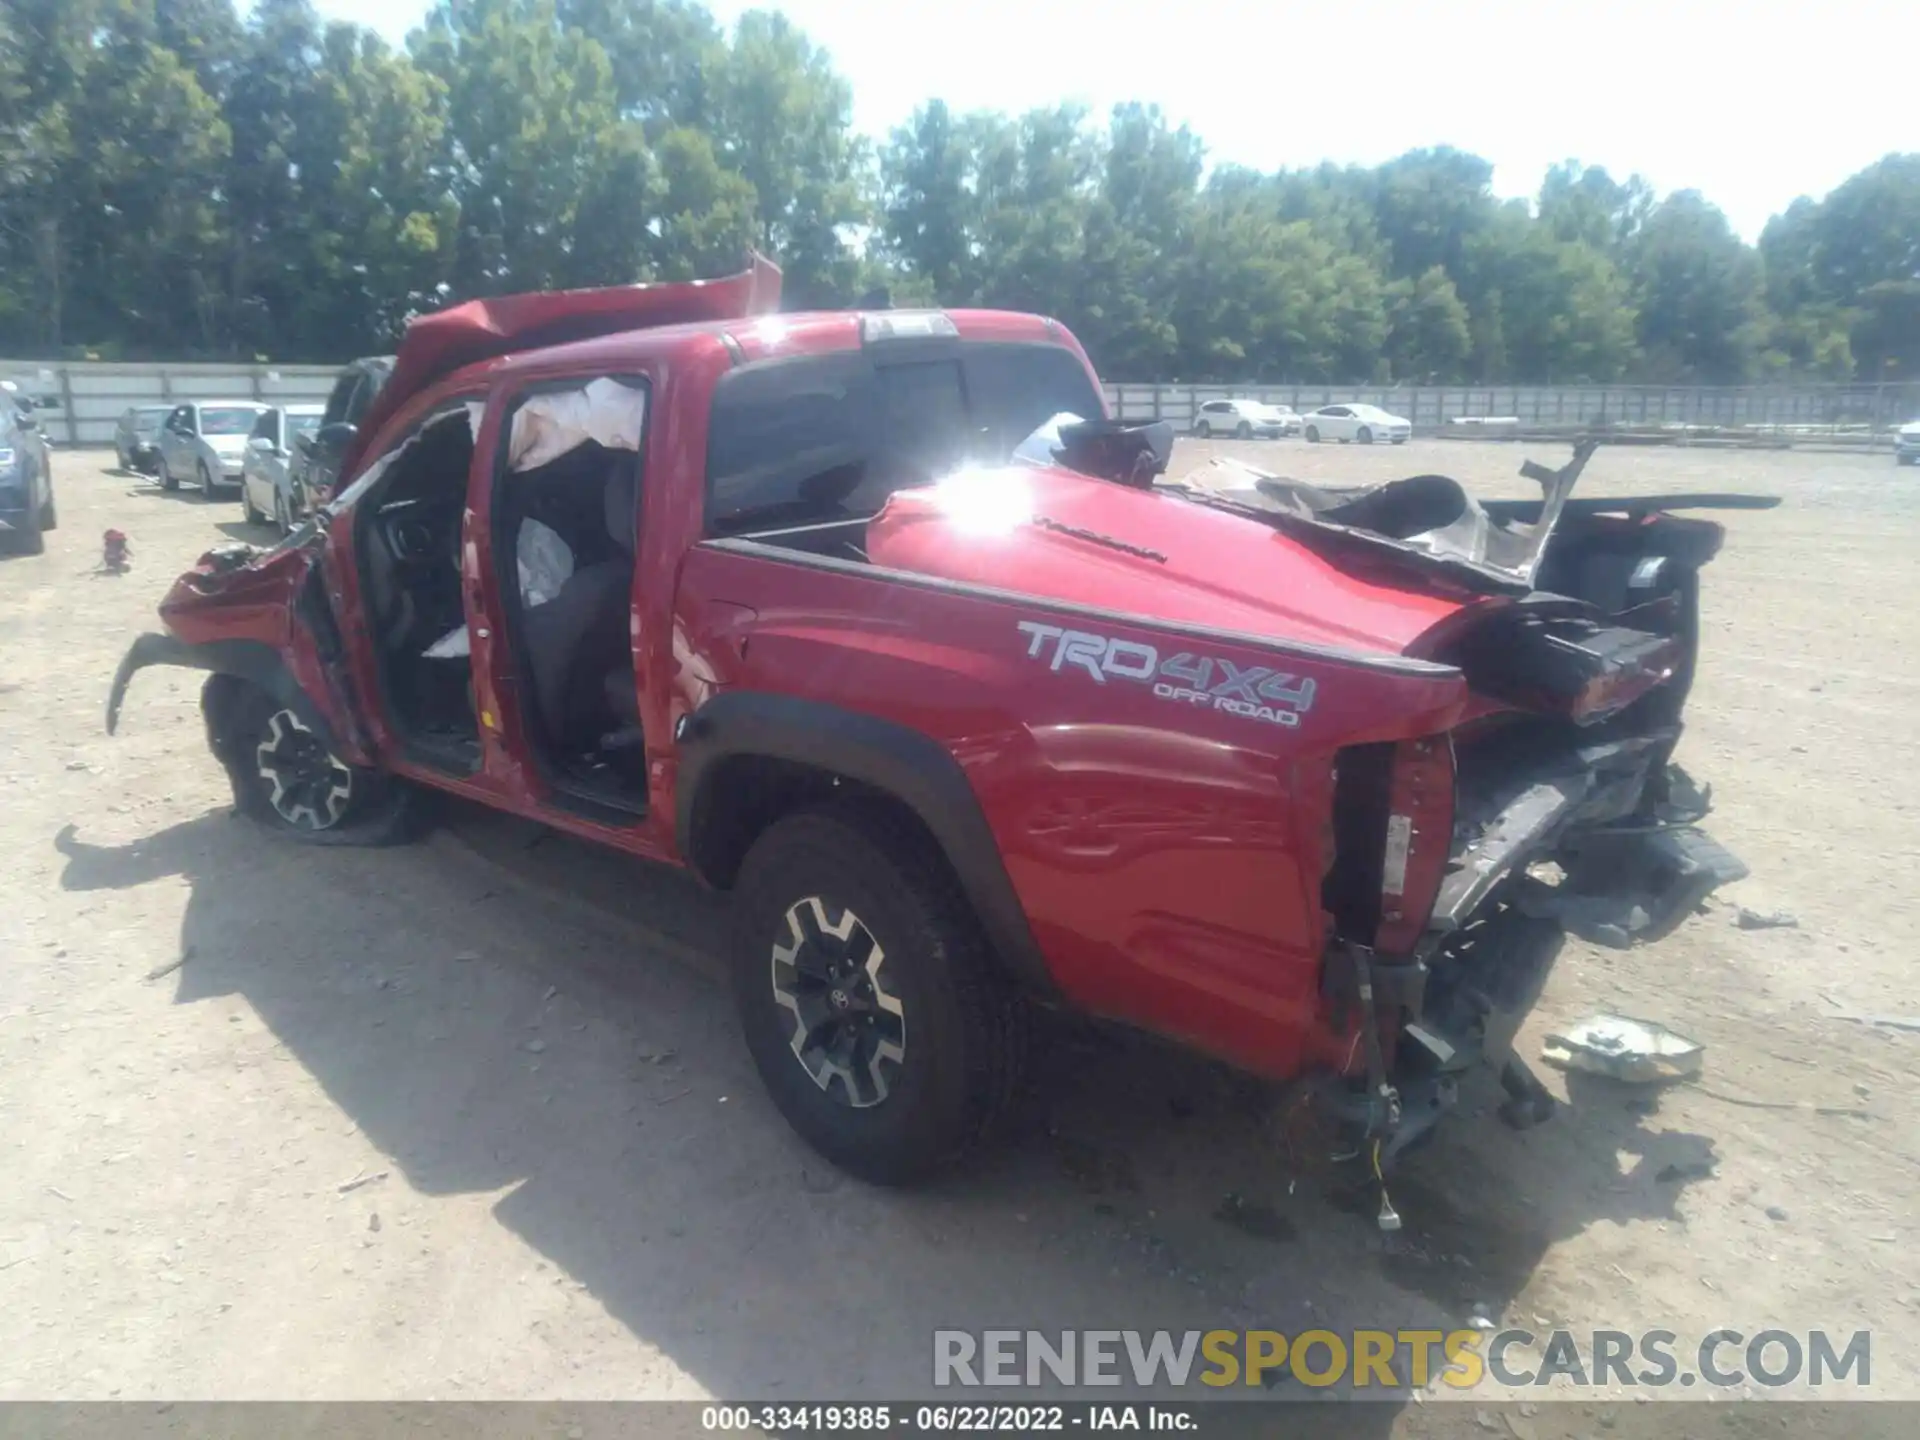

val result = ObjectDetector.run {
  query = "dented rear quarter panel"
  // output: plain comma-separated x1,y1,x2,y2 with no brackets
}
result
675,540,1470,1077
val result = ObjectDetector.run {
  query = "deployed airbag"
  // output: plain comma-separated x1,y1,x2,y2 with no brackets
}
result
508,377,648,472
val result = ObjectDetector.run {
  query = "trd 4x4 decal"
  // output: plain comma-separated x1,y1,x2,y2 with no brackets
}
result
1017,621,1317,729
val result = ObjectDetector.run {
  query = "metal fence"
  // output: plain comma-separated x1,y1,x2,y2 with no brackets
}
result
9,358,1917,448
1102,381,1920,441
1,360,341,447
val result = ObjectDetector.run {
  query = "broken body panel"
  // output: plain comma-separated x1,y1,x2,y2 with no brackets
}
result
106,264,1768,1169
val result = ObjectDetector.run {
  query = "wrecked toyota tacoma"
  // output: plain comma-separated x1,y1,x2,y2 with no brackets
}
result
105,255,1772,1190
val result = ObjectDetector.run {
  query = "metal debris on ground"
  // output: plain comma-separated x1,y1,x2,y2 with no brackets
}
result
1836,1013,1920,1036
336,1169,389,1195
1735,906,1799,930
142,945,194,981
1542,1014,1704,1083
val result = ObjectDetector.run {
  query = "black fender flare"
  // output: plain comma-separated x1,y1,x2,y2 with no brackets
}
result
106,633,347,758
674,691,1057,999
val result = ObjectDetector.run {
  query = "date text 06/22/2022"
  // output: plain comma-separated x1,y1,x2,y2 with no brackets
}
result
703,1406,1194,1432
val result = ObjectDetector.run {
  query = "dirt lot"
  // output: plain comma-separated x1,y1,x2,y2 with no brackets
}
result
2,440,1917,1427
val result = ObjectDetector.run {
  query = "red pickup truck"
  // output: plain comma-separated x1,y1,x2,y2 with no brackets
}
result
107,257,1765,1192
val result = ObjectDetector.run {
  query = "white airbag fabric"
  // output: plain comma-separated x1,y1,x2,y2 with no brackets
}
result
508,377,647,472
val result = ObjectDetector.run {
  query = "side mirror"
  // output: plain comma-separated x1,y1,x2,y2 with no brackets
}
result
248,436,274,453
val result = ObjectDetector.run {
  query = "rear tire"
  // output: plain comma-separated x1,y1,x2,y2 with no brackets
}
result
731,806,1029,1185
1195,420,1212,439
1305,425,1320,443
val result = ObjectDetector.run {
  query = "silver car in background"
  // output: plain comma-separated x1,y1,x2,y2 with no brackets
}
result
114,405,172,474
1896,419,1920,467
238,404,324,531
155,401,272,499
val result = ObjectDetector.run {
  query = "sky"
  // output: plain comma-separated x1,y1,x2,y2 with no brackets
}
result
307,0,1915,242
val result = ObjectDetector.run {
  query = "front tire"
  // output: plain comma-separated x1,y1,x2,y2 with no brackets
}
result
731,807,1029,1185
159,456,178,492
1236,421,1252,439
213,681,414,845
1305,425,1320,443
39,491,55,531
1357,425,1374,444
240,481,262,525
199,462,217,501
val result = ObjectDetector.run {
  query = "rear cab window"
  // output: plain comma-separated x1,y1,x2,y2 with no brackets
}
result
704,341,1103,537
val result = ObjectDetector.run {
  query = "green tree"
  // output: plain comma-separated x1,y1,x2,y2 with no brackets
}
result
1624,191,1767,382
1174,192,1388,382
415,0,654,296
1070,103,1197,379
878,100,980,303
556,0,721,133
651,125,759,280
1538,160,1653,253
1383,267,1471,381
709,10,864,307
1370,147,1497,280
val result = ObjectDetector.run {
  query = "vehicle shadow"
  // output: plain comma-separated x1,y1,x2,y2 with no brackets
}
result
120,475,214,504
50,805,1725,1423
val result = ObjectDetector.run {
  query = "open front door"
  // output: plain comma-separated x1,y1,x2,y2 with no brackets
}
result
465,373,653,826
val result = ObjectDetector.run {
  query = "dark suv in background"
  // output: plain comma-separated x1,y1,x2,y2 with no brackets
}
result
288,354,393,518
0,383,55,554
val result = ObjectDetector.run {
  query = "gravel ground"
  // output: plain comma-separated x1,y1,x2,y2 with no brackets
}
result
1,441,1916,1432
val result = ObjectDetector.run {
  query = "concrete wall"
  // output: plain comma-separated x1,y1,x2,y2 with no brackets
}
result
10,357,1917,447
1102,381,1920,437
1,361,341,447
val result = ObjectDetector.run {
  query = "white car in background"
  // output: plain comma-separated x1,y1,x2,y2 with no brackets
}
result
238,403,324,531
156,400,273,499
1193,398,1300,439
1896,419,1920,467
1301,403,1412,445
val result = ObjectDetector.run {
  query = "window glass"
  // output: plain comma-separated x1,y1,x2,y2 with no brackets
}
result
200,406,263,436
705,343,1103,536
323,374,362,427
